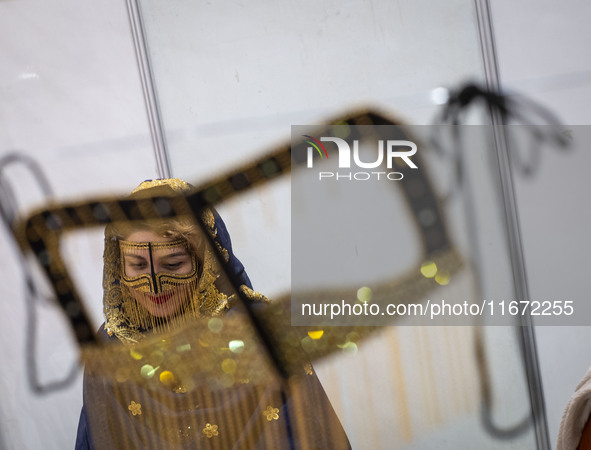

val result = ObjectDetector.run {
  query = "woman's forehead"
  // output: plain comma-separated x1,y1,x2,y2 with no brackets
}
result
124,230,172,243
120,230,189,254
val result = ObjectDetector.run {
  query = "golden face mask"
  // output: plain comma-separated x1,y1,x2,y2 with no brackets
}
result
119,239,199,294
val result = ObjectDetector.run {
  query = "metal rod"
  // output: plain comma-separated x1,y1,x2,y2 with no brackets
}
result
474,0,550,448
125,0,172,179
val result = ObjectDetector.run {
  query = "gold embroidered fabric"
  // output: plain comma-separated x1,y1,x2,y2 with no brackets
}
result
102,179,238,344
131,178,193,195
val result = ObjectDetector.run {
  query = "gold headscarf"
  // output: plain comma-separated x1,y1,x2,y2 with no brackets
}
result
102,179,234,344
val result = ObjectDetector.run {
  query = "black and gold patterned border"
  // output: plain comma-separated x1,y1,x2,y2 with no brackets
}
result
12,109,453,365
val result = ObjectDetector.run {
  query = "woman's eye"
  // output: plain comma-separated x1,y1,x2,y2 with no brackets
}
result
128,262,147,270
164,262,183,270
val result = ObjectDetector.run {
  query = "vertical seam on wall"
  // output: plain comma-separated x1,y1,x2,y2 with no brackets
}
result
474,0,550,448
125,0,172,179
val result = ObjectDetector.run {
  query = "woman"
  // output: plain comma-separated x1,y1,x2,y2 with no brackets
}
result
75,178,349,449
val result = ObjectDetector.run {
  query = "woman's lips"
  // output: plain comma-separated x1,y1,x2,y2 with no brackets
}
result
147,292,173,305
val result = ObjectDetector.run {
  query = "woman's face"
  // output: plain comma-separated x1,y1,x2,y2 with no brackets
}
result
121,230,196,318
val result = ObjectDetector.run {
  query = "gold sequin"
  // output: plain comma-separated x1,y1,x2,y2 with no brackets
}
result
420,261,438,278
159,370,175,385
304,363,313,375
128,401,142,416
263,406,279,421
307,330,324,340
129,349,143,360
203,423,219,438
